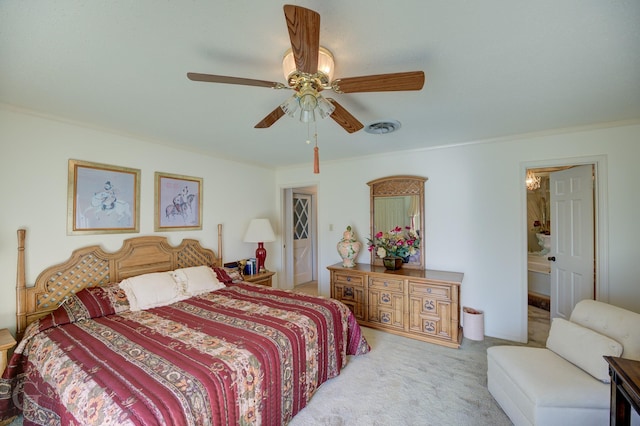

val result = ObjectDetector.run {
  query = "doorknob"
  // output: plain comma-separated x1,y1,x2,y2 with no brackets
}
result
547,256,556,262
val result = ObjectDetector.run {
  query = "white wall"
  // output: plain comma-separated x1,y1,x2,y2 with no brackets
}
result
276,123,640,342
0,106,278,333
3,104,638,343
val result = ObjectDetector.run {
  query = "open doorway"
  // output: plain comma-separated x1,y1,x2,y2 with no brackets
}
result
523,155,608,343
281,186,318,293
526,167,566,312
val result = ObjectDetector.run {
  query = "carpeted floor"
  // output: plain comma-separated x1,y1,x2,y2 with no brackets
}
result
287,281,548,425
288,327,521,426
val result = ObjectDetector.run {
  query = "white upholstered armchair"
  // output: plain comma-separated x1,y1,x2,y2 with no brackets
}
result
487,299,640,426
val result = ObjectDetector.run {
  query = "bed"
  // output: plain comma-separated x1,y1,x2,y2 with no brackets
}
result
0,226,370,425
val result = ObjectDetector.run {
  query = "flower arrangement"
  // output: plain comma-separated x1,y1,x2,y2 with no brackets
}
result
367,226,420,259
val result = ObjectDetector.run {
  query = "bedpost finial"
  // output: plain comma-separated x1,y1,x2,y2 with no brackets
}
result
17,229,26,248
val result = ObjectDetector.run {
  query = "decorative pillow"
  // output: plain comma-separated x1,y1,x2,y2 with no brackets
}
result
212,266,244,284
173,265,225,296
119,271,187,311
546,317,623,382
212,266,233,284
39,284,130,331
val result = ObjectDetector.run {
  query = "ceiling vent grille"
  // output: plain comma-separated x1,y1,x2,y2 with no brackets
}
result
364,120,401,134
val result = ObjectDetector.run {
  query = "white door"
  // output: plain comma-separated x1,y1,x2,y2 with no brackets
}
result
550,165,594,319
293,193,313,284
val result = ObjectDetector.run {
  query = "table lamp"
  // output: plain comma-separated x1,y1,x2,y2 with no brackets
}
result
243,218,276,273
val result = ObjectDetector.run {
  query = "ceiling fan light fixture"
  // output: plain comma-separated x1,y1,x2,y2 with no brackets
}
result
299,108,316,123
316,95,335,119
282,46,335,85
282,48,296,82
298,91,318,112
316,47,335,84
280,95,299,117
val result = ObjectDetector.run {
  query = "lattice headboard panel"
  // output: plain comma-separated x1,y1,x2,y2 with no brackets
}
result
37,252,113,310
16,226,223,339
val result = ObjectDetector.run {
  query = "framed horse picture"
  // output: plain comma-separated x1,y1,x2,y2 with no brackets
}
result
67,159,141,235
154,172,203,231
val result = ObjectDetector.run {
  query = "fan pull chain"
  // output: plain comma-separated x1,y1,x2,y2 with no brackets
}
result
313,122,319,174
313,147,319,174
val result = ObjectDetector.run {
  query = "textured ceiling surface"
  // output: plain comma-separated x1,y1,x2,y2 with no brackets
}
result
2,1,639,168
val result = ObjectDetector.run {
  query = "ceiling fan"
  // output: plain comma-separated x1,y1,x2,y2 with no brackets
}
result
187,4,425,134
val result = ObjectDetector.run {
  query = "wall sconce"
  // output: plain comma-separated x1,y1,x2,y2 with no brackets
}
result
243,218,276,273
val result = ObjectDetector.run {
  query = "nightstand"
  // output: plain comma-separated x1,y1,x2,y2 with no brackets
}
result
0,330,16,426
244,270,276,287
0,328,16,374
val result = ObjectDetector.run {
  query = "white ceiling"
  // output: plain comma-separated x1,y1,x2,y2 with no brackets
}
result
2,1,639,169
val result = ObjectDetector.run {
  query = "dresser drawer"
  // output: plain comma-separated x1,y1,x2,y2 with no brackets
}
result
334,283,364,303
369,277,404,292
409,281,451,300
334,272,365,287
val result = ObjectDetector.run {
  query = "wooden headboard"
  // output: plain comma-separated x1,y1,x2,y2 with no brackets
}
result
15,225,223,340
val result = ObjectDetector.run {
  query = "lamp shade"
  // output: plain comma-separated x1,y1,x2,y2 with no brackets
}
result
243,219,276,243
282,46,335,83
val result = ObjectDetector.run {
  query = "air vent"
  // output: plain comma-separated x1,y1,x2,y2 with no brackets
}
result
364,120,401,134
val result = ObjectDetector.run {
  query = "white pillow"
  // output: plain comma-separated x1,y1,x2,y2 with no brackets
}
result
119,271,188,311
546,317,623,382
172,266,225,296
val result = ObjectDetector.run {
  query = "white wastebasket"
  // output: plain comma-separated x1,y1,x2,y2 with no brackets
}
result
463,307,484,341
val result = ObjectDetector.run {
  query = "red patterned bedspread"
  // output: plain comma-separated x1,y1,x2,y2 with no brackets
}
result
0,282,369,425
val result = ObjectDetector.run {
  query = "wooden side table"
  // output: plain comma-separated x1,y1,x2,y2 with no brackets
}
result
605,356,640,426
0,331,17,426
244,270,275,287
0,328,17,374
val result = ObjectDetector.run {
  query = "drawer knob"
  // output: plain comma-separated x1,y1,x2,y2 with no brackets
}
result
384,281,388,287
346,277,351,282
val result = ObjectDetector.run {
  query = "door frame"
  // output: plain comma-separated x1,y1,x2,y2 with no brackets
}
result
280,185,318,290
521,155,609,339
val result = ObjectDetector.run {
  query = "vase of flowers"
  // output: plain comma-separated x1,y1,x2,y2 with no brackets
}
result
382,256,404,271
337,226,361,268
367,226,421,270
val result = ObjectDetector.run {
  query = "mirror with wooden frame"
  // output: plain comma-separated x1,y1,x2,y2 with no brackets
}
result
368,175,427,269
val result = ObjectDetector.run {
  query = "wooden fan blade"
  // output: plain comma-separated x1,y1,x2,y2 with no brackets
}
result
255,106,286,128
187,73,284,89
327,99,364,133
332,71,425,93
283,4,320,75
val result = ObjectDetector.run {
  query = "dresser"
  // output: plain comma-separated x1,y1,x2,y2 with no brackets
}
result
328,263,463,348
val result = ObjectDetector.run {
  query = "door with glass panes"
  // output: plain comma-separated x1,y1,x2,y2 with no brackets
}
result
293,193,313,285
